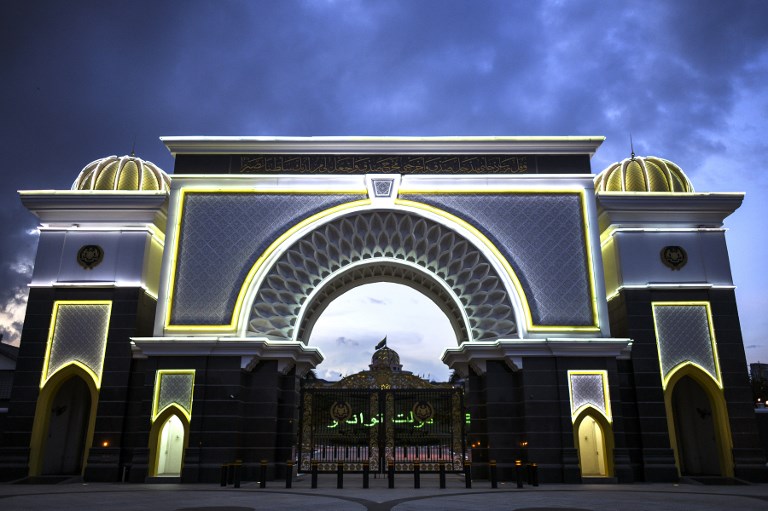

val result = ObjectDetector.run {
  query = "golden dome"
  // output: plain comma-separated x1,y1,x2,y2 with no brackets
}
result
595,156,694,193
72,155,171,191
370,347,403,372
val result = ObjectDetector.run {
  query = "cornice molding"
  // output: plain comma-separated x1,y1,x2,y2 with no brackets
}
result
596,192,744,232
19,191,168,228
442,338,633,377
130,337,324,376
161,136,605,156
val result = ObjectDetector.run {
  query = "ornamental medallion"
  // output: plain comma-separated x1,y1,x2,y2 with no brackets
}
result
77,245,104,270
412,400,435,423
660,245,687,271
330,401,353,423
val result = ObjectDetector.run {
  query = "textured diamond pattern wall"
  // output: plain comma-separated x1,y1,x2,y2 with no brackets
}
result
248,210,518,342
155,371,195,420
570,373,608,418
45,303,111,386
653,304,718,383
170,193,365,325
400,193,594,326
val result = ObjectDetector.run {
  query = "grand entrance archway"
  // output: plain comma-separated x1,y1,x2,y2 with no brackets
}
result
299,347,465,473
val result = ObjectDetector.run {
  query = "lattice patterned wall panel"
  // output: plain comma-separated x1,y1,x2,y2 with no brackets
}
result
169,192,366,326
568,371,611,421
152,370,195,421
652,303,720,386
42,301,112,388
399,193,595,327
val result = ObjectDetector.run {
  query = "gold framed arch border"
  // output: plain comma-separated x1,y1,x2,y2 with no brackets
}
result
162,187,600,336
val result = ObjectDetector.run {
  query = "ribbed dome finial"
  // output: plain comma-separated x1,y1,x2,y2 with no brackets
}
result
72,155,171,192
595,155,694,193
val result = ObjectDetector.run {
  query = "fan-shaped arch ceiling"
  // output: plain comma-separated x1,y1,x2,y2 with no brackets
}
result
247,209,518,342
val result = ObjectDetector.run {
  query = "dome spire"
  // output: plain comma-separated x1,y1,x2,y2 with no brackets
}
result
629,133,635,161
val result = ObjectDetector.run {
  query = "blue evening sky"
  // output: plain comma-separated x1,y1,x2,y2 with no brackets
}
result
1,1,766,379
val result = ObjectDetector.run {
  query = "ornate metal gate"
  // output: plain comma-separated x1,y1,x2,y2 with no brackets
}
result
299,387,464,472
298,346,465,472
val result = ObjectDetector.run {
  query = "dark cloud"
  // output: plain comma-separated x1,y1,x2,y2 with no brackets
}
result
335,336,360,347
1,1,767,359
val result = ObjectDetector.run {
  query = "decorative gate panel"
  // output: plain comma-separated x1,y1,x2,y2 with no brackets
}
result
299,387,464,472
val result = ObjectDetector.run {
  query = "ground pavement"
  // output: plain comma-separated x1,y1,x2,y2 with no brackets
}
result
1,473,767,510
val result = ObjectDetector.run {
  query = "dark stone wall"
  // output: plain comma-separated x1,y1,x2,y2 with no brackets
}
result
0,287,156,482
123,355,299,484
608,288,767,482
466,356,632,484
466,361,525,480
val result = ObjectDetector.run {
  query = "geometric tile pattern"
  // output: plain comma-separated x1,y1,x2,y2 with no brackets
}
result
43,302,111,388
400,193,594,326
372,179,394,197
153,370,195,422
653,303,719,385
170,192,365,325
248,210,518,342
569,372,609,420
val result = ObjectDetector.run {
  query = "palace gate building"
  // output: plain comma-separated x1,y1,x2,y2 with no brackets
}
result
0,136,765,483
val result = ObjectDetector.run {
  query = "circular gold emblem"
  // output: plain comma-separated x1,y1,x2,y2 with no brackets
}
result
412,400,434,423
77,245,104,269
330,401,353,422
660,245,687,271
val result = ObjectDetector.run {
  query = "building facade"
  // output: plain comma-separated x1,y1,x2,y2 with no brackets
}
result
0,137,765,483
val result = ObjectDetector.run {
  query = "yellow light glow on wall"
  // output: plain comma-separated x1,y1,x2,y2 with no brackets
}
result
395,188,600,332
40,300,112,389
163,188,370,332
567,370,612,423
151,369,196,422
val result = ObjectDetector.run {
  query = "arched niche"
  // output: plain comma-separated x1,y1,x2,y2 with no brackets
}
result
28,366,99,476
663,364,734,477
572,406,614,478
148,405,191,478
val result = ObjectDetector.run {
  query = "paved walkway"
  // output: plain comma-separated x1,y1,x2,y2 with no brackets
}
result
1,474,767,511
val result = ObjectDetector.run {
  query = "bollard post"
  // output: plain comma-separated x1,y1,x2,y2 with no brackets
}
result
439,462,446,489
285,460,293,488
464,461,471,489
531,463,539,487
490,459,497,489
220,464,228,487
337,462,344,489
311,460,318,489
362,462,369,489
515,460,523,489
413,461,420,489
234,463,241,488
388,461,395,489
259,459,268,488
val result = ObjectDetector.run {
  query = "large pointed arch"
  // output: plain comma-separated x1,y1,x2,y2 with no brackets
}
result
28,365,100,476
663,363,734,477
147,405,191,478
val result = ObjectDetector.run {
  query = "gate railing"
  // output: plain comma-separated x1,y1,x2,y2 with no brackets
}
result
299,387,464,472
